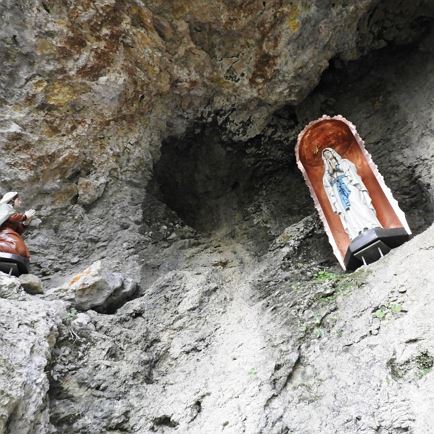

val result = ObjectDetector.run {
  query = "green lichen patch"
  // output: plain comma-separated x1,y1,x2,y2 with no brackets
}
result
314,270,339,282
415,351,434,378
372,303,405,320
64,307,78,323
387,350,434,381
373,307,387,320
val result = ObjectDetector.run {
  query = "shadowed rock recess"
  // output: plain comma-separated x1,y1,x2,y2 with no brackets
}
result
1,1,434,433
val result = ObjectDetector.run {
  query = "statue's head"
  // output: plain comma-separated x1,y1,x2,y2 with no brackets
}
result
322,147,342,173
13,196,22,208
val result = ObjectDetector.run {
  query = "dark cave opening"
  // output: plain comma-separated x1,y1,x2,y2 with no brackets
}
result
149,22,434,255
149,110,315,253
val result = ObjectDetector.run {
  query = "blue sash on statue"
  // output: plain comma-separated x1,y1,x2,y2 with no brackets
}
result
332,174,351,210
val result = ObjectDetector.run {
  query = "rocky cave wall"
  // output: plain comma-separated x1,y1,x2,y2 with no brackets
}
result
0,0,432,278
1,1,434,433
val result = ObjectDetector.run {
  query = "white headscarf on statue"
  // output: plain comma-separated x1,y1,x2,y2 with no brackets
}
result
0,192,18,226
0,191,18,205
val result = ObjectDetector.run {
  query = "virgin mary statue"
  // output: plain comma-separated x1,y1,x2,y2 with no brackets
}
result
322,148,382,240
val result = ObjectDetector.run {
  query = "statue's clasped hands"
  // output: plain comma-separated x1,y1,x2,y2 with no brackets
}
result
24,209,36,222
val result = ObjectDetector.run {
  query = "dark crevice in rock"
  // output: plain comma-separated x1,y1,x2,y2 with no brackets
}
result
189,400,202,422
151,415,179,429
148,109,312,254
355,0,434,56
41,2,51,14
388,166,434,235
387,350,434,381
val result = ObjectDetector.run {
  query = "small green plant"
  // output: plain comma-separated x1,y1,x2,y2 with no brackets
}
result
418,366,432,378
373,307,387,320
313,327,322,338
248,367,257,376
373,303,404,320
65,307,78,322
388,351,434,381
314,270,338,282
63,307,81,342
315,268,368,293
390,303,402,314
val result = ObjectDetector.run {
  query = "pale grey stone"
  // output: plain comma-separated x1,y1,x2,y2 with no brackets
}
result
0,272,25,300
19,273,43,295
66,261,138,313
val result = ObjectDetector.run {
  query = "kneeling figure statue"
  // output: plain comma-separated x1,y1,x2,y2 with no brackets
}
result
0,191,35,274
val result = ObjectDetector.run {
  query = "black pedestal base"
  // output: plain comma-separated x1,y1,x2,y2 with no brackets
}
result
0,253,30,276
344,227,410,271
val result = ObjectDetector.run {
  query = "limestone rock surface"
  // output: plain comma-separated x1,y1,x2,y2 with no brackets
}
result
0,1,434,434
46,222,434,433
0,275,66,434
19,273,44,295
0,273,26,300
0,0,431,278
257,224,434,433
68,260,138,313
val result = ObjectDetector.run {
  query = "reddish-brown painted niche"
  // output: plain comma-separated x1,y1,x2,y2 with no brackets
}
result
296,115,410,267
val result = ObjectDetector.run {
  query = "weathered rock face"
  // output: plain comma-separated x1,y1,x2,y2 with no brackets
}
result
254,223,434,433
1,0,432,278
1,1,434,433
47,223,434,433
19,273,44,294
0,274,65,433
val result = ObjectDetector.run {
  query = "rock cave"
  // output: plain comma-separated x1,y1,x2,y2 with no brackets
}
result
1,1,434,433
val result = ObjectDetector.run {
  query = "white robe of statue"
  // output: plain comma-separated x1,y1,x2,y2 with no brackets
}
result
322,148,382,240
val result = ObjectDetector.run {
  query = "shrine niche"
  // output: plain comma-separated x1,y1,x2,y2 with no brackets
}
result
295,115,411,270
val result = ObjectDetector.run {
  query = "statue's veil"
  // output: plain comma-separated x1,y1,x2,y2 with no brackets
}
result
322,147,343,176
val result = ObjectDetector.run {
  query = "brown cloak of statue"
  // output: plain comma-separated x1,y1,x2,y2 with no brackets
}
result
0,213,30,258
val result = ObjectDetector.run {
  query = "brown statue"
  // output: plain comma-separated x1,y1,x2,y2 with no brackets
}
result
0,192,35,259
